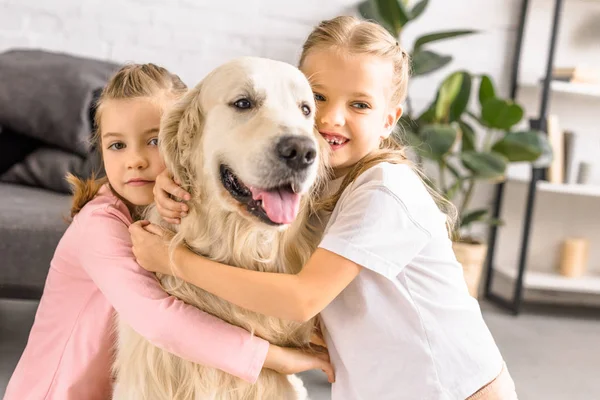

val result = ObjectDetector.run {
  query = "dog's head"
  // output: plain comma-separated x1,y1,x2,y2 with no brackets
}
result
160,57,323,228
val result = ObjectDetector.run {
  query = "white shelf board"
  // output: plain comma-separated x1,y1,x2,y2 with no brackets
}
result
521,80,600,98
537,181,600,197
495,264,600,294
506,175,600,198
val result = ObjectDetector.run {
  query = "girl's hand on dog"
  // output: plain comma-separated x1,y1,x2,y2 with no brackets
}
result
265,344,335,384
131,220,336,383
130,221,183,275
154,169,191,225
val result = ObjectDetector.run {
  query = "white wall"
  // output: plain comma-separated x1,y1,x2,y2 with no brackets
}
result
0,0,364,85
0,0,520,96
1,0,540,230
0,0,521,220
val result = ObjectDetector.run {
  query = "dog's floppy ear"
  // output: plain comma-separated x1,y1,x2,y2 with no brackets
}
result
159,84,204,189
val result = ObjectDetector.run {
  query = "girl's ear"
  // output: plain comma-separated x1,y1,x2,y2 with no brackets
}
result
382,104,403,139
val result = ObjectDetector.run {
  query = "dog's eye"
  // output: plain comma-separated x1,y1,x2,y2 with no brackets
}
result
232,98,253,110
301,104,311,116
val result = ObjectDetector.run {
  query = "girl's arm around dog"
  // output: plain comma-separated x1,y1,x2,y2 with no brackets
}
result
77,204,269,383
131,182,428,323
130,224,363,323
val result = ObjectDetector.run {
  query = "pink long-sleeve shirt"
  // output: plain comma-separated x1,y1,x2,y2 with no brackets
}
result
5,185,269,400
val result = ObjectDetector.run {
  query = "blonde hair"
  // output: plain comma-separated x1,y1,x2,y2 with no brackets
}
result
67,63,187,218
300,16,457,237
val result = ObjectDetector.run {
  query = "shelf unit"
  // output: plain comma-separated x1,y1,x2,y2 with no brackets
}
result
507,176,600,197
484,0,600,314
521,80,600,98
494,264,600,294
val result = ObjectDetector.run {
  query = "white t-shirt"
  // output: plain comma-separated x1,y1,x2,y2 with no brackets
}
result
318,162,503,400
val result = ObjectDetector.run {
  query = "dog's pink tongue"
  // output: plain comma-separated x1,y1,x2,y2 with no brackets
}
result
250,187,301,224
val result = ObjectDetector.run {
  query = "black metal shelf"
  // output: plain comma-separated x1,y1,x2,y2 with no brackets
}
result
483,0,566,315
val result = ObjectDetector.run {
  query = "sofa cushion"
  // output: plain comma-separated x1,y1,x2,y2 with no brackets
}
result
0,183,71,296
0,127,43,176
0,49,120,156
1,147,102,194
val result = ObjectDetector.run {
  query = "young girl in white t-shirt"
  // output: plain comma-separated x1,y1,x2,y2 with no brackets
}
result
130,16,518,400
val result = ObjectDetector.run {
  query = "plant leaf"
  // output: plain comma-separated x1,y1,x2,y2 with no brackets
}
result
491,130,547,162
460,151,508,180
478,75,495,106
373,0,411,36
481,98,524,130
413,30,477,53
420,124,458,159
532,132,554,168
444,179,463,201
358,0,396,35
405,131,432,159
460,209,489,228
435,72,463,122
458,120,476,151
449,71,471,121
411,50,452,76
445,160,463,179
488,218,504,226
410,0,429,20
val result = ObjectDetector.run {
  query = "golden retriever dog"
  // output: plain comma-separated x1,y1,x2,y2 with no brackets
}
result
112,57,328,400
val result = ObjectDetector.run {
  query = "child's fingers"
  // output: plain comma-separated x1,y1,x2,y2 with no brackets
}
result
317,358,335,383
156,171,191,201
132,220,150,228
164,217,181,225
156,201,186,220
129,221,146,232
156,189,188,214
144,223,165,237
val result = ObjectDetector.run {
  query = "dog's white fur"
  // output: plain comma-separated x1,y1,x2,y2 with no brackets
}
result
112,57,329,400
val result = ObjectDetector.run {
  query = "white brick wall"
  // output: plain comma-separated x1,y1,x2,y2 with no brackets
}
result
0,0,366,84
0,0,522,238
0,0,518,91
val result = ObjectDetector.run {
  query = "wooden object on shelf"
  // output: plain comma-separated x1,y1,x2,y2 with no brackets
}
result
559,237,589,278
546,114,564,184
552,66,600,84
524,80,600,98
453,241,487,299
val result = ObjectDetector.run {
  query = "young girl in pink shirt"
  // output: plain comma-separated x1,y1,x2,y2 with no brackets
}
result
5,63,332,400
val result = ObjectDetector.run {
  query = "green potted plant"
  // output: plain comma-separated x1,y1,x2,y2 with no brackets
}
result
358,0,551,297
359,0,476,116
401,71,550,296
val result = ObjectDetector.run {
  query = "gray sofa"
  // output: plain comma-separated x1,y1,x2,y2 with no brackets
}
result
0,183,71,299
0,49,119,299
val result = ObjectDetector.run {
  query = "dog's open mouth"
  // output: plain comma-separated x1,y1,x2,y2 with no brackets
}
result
220,165,302,226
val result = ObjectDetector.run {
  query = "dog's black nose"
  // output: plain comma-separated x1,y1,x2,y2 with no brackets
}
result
276,136,317,170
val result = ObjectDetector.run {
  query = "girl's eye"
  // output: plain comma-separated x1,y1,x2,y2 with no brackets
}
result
314,93,326,102
148,138,159,146
352,102,370,110
108,142,125,150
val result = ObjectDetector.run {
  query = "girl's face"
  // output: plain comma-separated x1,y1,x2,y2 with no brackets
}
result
100,97,165,206
301,48,403,177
